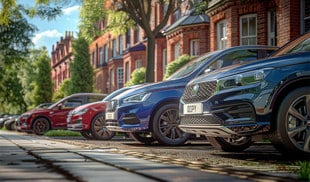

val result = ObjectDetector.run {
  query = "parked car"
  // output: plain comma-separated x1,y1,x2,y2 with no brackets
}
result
4,115,20,131
179,32,310,157
105,45,278,146
19,93,106,135
67,86,141,140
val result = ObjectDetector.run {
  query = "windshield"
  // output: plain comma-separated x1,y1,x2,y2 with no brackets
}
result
270,32,310,57
167,51,219,80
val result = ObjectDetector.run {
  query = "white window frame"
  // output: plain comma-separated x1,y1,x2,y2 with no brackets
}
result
217,20,227,50
190,39,200,56
240,14,257,45
268,10,276,46
162,49,167,78
117,67,124,89
135,60,142,69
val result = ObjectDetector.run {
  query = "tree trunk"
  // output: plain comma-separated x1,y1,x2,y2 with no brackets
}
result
145,35,156,83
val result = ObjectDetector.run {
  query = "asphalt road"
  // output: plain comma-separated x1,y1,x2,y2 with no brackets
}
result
0,130,304,182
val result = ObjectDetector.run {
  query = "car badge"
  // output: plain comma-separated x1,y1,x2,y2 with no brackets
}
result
191,84,199,96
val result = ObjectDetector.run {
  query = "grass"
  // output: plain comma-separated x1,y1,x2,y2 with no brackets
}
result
44,130,81,137
296,161,310,181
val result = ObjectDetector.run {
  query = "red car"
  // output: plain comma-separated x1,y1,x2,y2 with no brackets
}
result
67,86,138,140
19,93,106,135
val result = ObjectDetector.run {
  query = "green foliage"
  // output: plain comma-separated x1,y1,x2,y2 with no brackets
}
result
163,54,192,80
296,161,310,181
193,0,208,15
69,35,94,93
79,0,107,42
32,48,53,106
106,10,135,35
125,67,146,86
52,78,71,102
44,129,82,137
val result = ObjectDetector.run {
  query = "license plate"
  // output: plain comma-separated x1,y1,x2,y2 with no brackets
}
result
106,112,115,120
184,103,203,114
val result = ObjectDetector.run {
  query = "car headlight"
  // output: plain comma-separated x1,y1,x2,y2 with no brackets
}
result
73,108,89,115
21,114,31,120
123,92,151,103
217,69,271,91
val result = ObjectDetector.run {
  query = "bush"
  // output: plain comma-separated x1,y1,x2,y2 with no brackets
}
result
126,67,146,86
163,54,192,80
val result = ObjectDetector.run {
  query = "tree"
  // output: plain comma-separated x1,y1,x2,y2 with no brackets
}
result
52,78,72,102
79,0,108,42
125,67,146,86
69,35,94,93
110,0,178,83
32,48,53,106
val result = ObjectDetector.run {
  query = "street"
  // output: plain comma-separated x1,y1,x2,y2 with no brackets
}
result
0,130,302,182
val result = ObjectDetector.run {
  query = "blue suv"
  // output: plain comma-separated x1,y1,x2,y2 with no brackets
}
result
179,32,310,157
106,45,277,146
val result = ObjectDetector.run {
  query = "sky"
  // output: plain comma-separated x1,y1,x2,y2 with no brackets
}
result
20,1,81,54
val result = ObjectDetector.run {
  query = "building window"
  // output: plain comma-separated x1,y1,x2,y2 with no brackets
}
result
134,26,140,43
217,20,227,50
302,0,310,33
112,39,117,57
117,67,124,89
135,60,142,69
240,14,257,45
125,62,130,83
162,49,167,78
119,35,123,54
104,44,108,63
268,10,277,46
126,30,131,48
99,47,103,65
190,39,200,56
174,42,180,60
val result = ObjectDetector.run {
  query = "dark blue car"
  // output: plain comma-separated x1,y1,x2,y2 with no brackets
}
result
105,45,277,146
179,32,310,157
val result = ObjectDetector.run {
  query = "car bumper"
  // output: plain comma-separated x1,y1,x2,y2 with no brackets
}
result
67,114,90,131
105,103,151,132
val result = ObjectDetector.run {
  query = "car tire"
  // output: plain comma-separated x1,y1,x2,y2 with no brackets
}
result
90,113,115,140
129,132,155,145
32,118,50,135
80,131,94,139
4,119,15,131
270,87,310,157
207,136,252,152
152,103,190,146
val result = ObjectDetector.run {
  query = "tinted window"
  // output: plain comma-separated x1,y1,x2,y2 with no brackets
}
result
62,97,83,108
207,49,258,70
88,95,105,103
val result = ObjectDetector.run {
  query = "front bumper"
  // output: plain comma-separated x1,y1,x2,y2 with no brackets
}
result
67,114,90,131
105,102,151,132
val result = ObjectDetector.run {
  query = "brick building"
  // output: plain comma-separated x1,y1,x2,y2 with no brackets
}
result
51,0,309,95
51,31,74,91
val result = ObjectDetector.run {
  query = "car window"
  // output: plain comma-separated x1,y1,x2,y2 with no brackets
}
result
286,37,310,54
167,51,219,80
88,95,105,103
206,49,258,70
62,97,83,108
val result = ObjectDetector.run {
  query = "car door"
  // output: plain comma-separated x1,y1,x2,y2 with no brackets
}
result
51,96,84,128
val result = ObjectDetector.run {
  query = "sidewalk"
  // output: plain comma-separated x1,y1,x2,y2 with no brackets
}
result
0,130,250,182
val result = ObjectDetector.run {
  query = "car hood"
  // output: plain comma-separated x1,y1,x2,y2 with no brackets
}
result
113,78,188,100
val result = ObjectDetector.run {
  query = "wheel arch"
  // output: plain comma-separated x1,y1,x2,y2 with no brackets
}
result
270,77,310,131
31,116,52,129
148,98,179,130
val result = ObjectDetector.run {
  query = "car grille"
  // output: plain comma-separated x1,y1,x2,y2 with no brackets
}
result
182,81,217,103
180,114,224,126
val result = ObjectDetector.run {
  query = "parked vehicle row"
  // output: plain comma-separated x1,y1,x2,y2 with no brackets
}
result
105,45,277,146
6,32,310,157
17,93,106,135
